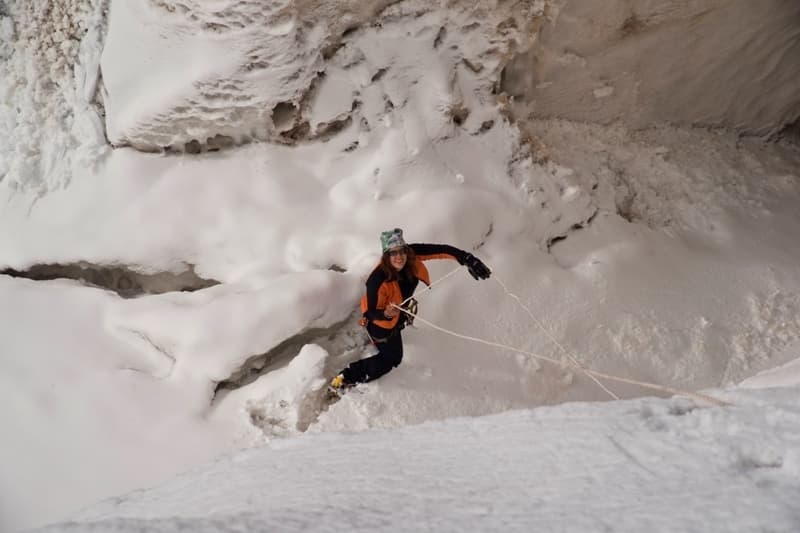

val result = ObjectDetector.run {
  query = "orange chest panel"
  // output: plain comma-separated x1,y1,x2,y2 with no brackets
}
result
359,260,430,329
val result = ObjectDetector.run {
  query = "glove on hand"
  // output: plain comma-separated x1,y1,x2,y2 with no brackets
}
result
462,253,491,280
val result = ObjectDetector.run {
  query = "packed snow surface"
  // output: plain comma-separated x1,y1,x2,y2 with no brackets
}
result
37,386,800,533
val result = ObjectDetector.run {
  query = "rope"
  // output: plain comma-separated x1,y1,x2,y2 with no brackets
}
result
493,276,620,400
393,305,728,406
386,268,730,407
362,265,463,345
398,264,463,307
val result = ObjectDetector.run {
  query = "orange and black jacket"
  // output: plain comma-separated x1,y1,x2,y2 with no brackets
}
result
360,243,467,334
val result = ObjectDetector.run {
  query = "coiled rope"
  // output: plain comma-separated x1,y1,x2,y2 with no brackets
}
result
391,265,729,407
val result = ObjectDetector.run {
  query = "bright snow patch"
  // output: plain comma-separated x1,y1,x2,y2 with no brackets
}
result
2,1,800,532
37,386,800,533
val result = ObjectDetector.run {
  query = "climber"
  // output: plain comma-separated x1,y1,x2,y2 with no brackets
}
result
329,227,491,393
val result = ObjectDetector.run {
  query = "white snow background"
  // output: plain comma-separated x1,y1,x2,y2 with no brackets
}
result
1,1,800,531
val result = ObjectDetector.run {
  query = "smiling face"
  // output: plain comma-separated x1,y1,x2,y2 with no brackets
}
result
387,246,408,271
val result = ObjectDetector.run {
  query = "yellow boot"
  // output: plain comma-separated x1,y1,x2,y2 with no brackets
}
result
329,374,345,389
327,374,351,399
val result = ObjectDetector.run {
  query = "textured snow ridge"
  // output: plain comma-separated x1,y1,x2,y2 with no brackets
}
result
100,0,543,152
0,0,108,192
39,388,800,533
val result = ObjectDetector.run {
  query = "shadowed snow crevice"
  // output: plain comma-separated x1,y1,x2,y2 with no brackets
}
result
1,263,219,297
776,118,800,145
213,315,365,398
546,209,598,252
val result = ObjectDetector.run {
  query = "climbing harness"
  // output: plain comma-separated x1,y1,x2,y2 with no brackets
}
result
357,264,463,340
359,298,417,346
386,265,729,407
402,297,419,326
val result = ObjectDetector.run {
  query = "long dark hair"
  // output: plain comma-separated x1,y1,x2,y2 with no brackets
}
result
379,247,417,281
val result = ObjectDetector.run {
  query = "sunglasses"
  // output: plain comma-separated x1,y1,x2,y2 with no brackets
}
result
388,248,408,257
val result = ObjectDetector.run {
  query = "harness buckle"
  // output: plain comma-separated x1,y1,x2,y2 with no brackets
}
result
403,298,419,326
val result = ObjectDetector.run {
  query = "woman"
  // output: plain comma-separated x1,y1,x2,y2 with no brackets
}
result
329,228,491,392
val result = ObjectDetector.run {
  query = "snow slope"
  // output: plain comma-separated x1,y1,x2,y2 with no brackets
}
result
1,1,800,531
38,385,800,533
3,123,799,532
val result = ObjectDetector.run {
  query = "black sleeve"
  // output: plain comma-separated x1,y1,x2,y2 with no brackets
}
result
409,243,468,263
363,268,388,321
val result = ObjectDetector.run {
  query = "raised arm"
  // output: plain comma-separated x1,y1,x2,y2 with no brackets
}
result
410,243,491,280
409,243,467,262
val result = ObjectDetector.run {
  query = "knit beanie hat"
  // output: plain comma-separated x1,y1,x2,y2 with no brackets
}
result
380,228,406,253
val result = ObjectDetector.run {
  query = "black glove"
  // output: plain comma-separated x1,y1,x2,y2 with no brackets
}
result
461,253,491,280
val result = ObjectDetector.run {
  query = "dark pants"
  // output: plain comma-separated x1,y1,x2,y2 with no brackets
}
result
341,325,403,385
